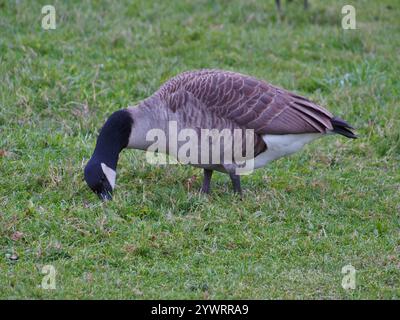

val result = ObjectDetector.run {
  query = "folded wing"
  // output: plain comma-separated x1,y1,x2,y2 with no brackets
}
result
156,69,334,135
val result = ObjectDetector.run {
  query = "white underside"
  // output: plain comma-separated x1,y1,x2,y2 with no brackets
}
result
253,133,323,170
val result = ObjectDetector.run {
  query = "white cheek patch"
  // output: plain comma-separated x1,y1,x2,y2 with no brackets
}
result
101,163,116,190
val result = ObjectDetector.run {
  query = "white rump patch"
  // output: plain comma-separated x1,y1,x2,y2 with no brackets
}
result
253,133,322,169
101,163,116,189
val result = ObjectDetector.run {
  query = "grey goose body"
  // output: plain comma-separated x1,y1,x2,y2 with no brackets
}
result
84,69,356,200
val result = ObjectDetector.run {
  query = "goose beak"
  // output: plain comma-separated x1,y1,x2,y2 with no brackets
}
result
98,191,113,201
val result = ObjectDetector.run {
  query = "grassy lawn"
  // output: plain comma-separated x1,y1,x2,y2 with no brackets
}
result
0,0,399,299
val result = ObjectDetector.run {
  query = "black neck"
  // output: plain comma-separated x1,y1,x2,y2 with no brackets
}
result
92,109,133,169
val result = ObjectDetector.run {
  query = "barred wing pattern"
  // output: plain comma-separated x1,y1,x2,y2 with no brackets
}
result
165,89,267,159
149,70,335,158
155,70,333,135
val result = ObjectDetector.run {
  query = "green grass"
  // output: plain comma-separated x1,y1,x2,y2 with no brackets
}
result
0,0,399,299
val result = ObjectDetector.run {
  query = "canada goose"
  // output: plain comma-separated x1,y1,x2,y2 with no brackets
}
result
84,69,356,200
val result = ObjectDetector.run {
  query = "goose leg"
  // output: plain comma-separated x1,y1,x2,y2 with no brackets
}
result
229,172,242,195
200,169,213,194
275,0,281,13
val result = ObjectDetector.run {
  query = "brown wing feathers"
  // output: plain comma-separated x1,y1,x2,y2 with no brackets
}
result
155,70,347,136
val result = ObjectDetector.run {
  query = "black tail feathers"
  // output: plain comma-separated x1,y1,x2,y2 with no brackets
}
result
331,117,357,139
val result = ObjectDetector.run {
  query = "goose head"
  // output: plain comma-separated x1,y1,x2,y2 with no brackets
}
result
84,109,133,201
84,161,115,200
